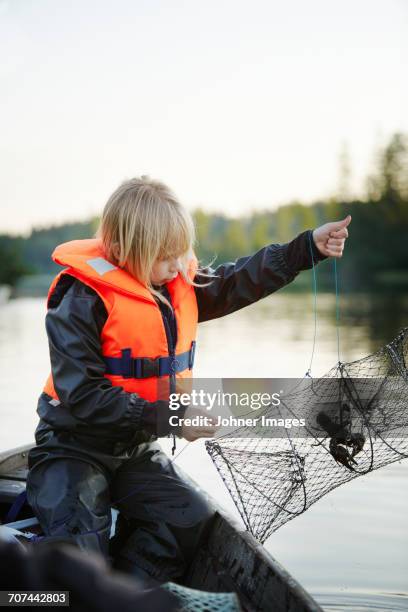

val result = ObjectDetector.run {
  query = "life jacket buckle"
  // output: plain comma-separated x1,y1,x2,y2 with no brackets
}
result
139,358,161,378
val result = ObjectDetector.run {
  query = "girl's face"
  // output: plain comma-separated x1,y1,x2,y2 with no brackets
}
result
150,256,182,286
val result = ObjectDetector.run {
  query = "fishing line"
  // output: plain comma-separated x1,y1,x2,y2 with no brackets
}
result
333,256,341,365
306,230,318,377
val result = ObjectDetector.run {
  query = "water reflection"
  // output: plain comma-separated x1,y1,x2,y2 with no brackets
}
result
337,292,408,351
197,290,408,379
0,292,407,611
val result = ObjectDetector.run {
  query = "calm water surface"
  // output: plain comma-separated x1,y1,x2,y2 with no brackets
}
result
1,291,407,611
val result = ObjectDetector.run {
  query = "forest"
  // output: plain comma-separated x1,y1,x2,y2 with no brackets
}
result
1,133,407,293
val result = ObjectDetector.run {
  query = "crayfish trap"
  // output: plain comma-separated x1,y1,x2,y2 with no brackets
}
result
206,328,408,543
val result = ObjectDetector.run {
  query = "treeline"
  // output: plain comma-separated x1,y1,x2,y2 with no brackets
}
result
0,219,99,281
1,133,407,292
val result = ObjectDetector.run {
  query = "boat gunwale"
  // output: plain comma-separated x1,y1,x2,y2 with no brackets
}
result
0,443,323,612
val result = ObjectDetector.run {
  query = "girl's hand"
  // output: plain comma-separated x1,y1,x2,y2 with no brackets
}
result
181,406,219,442
313,215,351,258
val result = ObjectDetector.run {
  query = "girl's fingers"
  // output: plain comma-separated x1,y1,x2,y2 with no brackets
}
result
196,430,218,438
327,244,344,252
327,238,344,247
196,426,218,434
325,241,344,253
323,218,349,257
330,228,348,239
326,249,344,258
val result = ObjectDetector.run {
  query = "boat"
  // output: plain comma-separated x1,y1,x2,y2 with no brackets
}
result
0,444,323,612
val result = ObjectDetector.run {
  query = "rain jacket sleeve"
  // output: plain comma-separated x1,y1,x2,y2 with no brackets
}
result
41,277,173,436
195,229,326,323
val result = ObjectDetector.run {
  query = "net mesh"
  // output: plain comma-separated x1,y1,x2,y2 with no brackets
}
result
163,582,241,612
206,328,408,544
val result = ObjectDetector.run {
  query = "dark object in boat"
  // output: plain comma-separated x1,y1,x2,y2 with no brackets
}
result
0,444,322,612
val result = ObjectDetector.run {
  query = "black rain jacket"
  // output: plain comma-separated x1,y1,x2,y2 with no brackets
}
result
34,230,325,444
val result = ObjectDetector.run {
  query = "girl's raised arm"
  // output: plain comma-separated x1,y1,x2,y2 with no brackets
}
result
195,229,326,323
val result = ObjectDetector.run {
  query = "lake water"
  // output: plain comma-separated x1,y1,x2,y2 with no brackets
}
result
1,291,407,611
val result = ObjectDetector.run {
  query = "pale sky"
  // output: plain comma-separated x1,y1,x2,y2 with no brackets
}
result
1,0,407,234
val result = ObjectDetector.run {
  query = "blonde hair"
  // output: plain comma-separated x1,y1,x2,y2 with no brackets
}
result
96,176,215,307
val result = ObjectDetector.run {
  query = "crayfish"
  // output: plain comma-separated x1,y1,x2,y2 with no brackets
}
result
328,432,365,470
317,408,365,471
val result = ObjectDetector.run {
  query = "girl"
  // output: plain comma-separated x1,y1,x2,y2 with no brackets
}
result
26,176,350,584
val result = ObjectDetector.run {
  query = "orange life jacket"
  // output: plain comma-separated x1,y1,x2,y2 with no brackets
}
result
43,239,198,403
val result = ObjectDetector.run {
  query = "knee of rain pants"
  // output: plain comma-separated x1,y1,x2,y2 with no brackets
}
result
26,457,112,557
110,441,215,582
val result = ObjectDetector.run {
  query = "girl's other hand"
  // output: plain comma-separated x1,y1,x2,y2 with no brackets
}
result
181,406,219,442
313,215,351,258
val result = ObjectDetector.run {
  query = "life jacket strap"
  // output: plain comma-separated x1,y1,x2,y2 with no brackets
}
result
104,341,196,379
5,490,28,524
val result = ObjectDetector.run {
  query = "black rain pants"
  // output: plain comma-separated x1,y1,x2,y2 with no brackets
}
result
26,431,214,584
